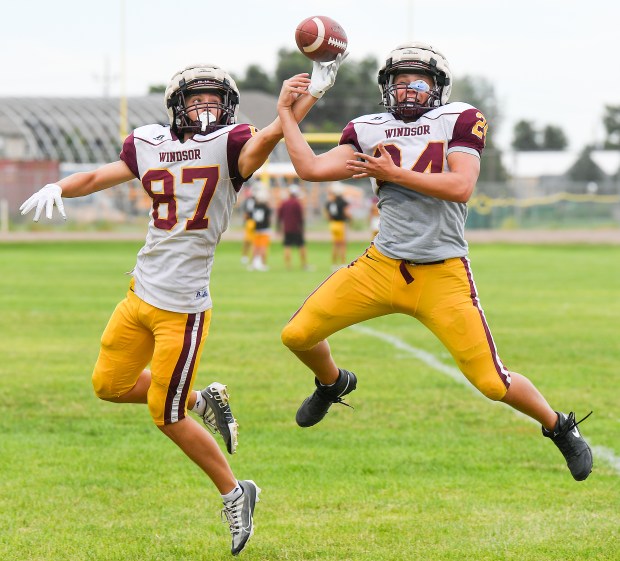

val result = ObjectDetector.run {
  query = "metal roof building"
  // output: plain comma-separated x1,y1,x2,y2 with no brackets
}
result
0,91,283,163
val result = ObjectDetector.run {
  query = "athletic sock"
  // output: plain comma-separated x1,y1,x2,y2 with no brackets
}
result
190,391,207,416
221,482,242,503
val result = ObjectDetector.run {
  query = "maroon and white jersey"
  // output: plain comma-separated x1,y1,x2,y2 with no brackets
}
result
120,123,255,313
340,102,487,262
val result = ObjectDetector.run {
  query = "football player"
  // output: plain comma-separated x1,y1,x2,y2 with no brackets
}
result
277,43,593,482
20,58,344,555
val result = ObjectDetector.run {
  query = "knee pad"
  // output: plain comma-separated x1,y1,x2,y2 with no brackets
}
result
456,356,509,401
281,321,313,351
91,369,116,400
474,377,508,401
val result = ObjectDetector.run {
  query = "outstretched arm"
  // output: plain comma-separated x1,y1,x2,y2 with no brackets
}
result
237,74,317,178
277,78,355,182
20,160,135,221
238,54,347,178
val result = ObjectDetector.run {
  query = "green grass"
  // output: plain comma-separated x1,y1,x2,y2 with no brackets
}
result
0,240,618,561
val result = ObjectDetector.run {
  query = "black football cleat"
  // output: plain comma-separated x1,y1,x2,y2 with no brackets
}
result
542,411,593,481
296,369,357,427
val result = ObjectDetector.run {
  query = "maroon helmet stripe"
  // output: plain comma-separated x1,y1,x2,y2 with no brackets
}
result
164,312,204,424
459,257,511,389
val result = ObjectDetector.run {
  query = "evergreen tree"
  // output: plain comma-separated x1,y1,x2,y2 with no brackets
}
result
602,105,620,149
541,125,568,150
236,64,273,94
566,147,606,182
512,120,540,151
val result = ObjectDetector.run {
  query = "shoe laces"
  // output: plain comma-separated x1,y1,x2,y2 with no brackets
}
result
551,411,592,453
203,407,217,433
331,396,354,409
313,386,354,409
221,495,243,536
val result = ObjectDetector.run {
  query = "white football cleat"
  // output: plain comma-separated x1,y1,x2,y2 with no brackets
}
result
200,382,239,454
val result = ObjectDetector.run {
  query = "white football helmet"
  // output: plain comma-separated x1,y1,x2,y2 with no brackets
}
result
378,42,452,120
165,63,240,136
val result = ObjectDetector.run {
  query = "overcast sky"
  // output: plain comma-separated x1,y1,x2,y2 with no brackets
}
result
0,0,616,152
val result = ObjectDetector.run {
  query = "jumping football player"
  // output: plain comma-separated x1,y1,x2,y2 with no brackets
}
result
20,58,344,555
277,42,593,482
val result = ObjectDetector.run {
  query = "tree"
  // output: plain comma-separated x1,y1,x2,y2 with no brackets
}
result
451,75,506,181
236,64,274,94
602,105,620,149
541,125,568,150
451,75,500,131
512,120,540,151
566,147,606,182
273,49,380,131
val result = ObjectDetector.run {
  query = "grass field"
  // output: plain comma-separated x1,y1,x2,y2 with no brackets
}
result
0,240,618,561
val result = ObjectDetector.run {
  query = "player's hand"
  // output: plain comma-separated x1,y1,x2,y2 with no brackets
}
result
346,143,398,181
19,183,66,222
308,52,349,98
277,73,312,112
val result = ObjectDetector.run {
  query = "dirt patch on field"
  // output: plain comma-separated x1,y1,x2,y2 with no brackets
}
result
2,228,620,245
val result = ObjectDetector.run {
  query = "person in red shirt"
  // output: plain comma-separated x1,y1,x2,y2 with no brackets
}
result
277,183,308,270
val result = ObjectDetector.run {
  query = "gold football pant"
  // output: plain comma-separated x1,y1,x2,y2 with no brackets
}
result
281,244,510,400
329,220,346,242
92,286,211,425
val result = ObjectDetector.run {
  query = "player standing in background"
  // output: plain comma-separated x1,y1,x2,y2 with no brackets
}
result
369,195,380,239
248,187,272,271
325,183,350,269
276,42,593,481
20,58,345,554
240,183,256,265
277,183,309,270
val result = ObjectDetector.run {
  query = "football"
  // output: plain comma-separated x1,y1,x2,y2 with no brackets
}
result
294,15,347,62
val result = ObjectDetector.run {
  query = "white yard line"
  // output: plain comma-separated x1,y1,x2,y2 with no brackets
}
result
351,323,620,475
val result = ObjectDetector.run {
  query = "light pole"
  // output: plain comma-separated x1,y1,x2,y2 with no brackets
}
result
119,0,128,141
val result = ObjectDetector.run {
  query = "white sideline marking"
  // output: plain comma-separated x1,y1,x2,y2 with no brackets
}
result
351,324,620,475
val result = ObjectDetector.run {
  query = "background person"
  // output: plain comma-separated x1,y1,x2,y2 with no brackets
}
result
277,183,309,270
369,195,380,239
325,183,350,269
248,187,272,271
240,183,256,265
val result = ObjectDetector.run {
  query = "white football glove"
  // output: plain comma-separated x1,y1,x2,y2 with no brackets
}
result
308,52,349,99
19,183,66,222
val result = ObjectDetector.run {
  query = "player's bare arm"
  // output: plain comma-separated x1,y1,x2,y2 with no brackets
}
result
238,74,315,178
20,160,135,221
239,51,347,179
346,144,479,203
276,53,352,182
58,160,135,198
277,86,355,182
